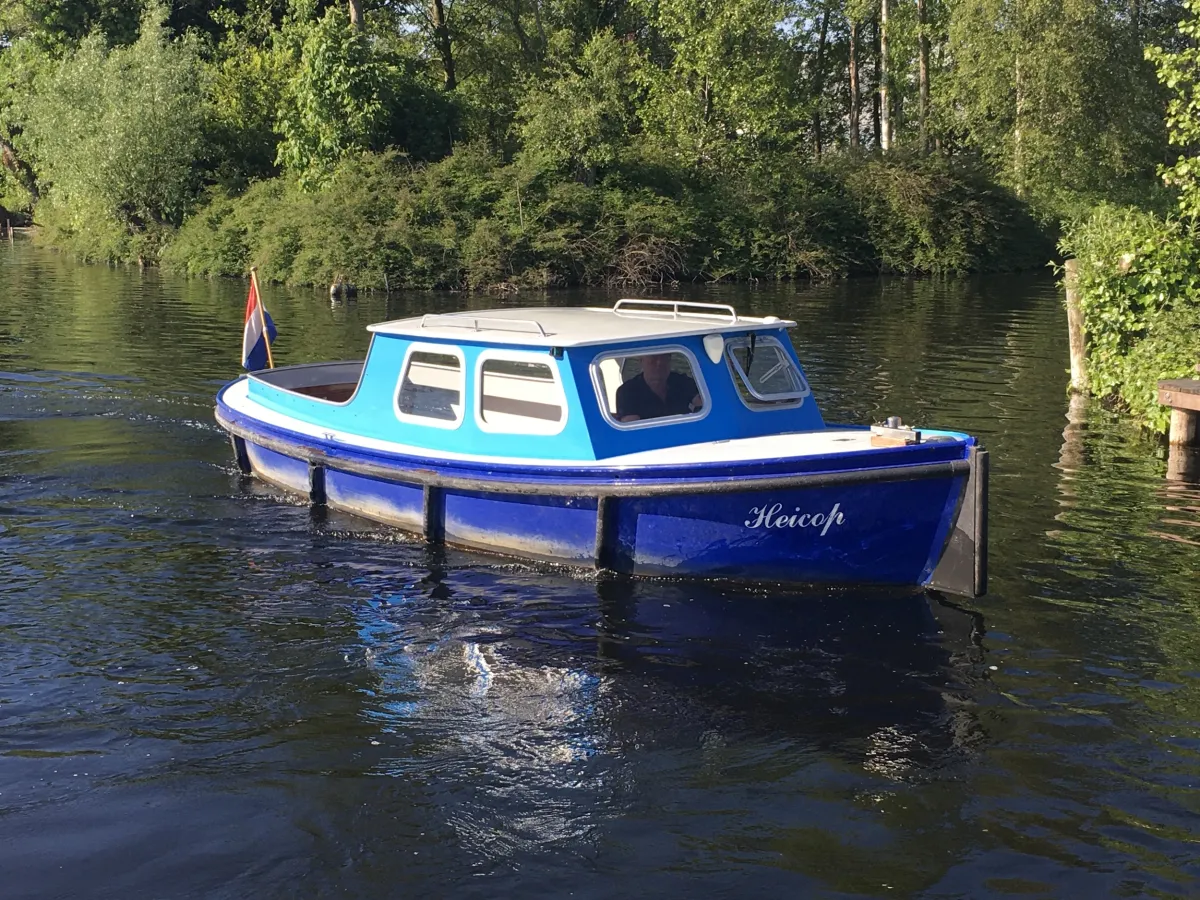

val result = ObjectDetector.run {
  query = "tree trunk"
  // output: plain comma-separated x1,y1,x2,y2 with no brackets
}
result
879,0,891,152
348,0,363,30
849,20,860,150
0,137,38,203
1014,51,1024,196
812,1,831,158
872,18,881,148
918,0,929,153
430,0,457,90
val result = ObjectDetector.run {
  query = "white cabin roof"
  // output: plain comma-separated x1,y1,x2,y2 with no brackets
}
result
367,300,796,348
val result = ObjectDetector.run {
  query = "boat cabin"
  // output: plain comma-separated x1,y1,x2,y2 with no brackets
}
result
244,300,827,462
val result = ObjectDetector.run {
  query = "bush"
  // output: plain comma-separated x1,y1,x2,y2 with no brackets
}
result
20,4,205,260
1060,204,1200,431
163,148,1055,290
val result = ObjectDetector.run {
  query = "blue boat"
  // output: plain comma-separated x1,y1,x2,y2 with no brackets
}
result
215,300,987,596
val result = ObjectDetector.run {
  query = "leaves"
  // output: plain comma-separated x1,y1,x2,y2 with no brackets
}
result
19,2,204,257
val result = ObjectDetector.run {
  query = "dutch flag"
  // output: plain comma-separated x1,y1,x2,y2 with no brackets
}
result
242,274,277,370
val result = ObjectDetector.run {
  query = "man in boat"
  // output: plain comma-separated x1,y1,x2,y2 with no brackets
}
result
616,353,703,421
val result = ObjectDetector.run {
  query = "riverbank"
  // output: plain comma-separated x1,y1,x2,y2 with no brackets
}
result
1060,205,1200,434
65,150,1053,291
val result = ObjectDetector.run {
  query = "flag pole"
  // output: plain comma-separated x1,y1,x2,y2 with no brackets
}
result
250,266,275,369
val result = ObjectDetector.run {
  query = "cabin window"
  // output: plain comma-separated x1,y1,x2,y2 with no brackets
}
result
395,344,465,428
725,335,809,409
591,346,709,428
476,352,567,435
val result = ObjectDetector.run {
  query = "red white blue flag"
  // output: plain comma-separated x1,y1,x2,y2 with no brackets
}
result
242,276,276,370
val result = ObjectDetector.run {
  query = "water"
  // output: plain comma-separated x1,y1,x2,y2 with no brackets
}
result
2,240,1198,898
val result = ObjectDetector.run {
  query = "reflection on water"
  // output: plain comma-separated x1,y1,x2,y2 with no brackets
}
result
2,239,1200,897
330,561,993,877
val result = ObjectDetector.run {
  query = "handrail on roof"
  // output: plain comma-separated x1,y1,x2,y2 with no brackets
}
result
612,299,739,324
420,313,549,337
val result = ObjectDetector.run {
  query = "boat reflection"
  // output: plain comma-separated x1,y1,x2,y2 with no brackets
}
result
350,565,988,778
342,563,990,861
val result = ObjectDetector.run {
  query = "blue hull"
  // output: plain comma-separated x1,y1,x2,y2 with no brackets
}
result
217,398,987,595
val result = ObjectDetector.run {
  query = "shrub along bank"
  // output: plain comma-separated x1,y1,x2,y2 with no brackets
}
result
160,149,1053,290
1060,205,1200,434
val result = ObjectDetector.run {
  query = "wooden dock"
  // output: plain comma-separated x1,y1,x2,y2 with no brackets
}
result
1159,368,1200,482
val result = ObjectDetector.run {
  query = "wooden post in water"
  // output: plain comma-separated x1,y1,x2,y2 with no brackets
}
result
1159,370,1200,482
1064,259,1088,393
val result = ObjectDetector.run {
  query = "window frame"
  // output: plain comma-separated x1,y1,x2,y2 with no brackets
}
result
393,341,467,430
473,348,569,436
590,343,711,431
724,334,810,411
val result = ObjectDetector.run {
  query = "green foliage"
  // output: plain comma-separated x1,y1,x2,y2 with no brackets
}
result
274,9,457,189
275,9,390,188
1147,0,1200,220
3,0,1179,297
841,155,1048,273
203,39,291,187
1119,305,1200,432
0,0,142,50
636,0,807,165
165,148,1049,289
19,3,205,259
948,0,1168,217
1060,205,1200,430
517,30,645,178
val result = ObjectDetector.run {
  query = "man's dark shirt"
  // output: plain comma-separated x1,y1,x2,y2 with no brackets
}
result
615,372,699,420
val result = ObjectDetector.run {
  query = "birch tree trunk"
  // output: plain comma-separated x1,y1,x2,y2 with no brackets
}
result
812,1,831,158
849,20,860,150
431,0,457,90
879,0,891,152
918,0,929,152
872,17,882,148
1013,50,1024,196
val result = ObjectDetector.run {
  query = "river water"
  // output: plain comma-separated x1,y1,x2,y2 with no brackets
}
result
2,240,1198,898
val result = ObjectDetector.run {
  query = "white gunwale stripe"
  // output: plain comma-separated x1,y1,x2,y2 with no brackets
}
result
221,379,964,469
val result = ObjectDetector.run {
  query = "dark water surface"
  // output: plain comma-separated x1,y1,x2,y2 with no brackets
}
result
2,240,1199,899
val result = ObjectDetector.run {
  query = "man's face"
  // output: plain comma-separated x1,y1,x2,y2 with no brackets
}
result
642,354,671,389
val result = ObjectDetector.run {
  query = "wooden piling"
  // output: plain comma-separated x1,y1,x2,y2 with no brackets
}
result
1159,374,1200,482
1159,378,1200,447
1063,259,1088,393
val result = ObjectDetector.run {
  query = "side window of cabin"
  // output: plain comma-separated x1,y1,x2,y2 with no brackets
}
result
593,349,707,425
396,349,463,425
725,336,809,409
477,357,566,435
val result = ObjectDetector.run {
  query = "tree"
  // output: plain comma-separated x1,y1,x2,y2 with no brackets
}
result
880,0,891,151
276,9,388,186
1147,0,1200,219
636,0,807,166
21,3,205,236
948,0,1170,212
518,29,644,179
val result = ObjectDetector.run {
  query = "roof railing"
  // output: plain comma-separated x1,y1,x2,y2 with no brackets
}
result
420,313,549,337
612,299,739,324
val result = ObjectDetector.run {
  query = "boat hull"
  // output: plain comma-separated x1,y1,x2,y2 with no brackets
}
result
217,398,987,596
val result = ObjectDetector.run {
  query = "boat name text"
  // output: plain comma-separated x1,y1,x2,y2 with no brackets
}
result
745,502,845,535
